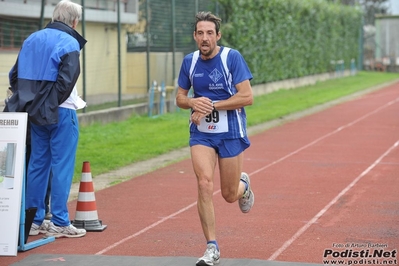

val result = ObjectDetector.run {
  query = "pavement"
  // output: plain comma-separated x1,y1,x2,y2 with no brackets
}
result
68,79,398,202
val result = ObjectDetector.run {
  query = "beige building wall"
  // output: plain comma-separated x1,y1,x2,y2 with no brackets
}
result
126,52,184,97
126,52,147,96
81,22,126,97
1,53,18,98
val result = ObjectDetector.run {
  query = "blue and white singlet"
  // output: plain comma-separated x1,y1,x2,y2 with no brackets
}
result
178,46,253,140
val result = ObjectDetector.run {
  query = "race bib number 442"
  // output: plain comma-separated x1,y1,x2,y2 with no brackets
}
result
197,109,228,133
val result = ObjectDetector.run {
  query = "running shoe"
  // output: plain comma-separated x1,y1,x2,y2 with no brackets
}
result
45,222,86,238
238,172,254,213
196,243,220,266
29,221,50,236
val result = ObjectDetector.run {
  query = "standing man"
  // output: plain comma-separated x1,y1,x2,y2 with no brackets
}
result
5,0,87,238
176,11,255,266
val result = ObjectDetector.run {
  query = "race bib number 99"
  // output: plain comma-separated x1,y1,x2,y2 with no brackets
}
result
197,109,228,133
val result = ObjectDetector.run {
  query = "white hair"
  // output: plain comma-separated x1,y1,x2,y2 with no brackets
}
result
52,0,82,27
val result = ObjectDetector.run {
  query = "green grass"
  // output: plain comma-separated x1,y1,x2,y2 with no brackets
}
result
76,113,189,181
74,71,399,182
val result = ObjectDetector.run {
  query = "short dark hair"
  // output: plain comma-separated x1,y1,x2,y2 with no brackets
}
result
194,11,222,34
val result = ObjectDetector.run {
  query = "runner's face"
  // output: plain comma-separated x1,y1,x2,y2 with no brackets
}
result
194,21,221,58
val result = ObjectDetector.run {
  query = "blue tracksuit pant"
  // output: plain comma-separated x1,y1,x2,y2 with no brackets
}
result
26,107,78,226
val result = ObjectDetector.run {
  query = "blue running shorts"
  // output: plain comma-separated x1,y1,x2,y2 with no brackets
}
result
189,137,250,158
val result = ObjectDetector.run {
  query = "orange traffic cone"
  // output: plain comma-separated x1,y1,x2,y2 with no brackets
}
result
71,161,107,231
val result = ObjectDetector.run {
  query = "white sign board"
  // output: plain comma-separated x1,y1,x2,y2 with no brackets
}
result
0,112,27,256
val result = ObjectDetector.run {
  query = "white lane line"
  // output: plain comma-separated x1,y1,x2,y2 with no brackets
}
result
96,98,399,255
250,97,399,176
268,140,399,261
96,202,197,255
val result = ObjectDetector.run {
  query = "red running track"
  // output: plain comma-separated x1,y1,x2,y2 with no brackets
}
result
3,82,399,266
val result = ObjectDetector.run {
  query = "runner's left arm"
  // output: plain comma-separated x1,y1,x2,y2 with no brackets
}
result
213,79,253,111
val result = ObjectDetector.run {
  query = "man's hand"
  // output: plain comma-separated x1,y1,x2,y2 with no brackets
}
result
190,97,213,115
191,110,208,125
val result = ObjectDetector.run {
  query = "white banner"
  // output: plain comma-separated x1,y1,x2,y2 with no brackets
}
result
0,112,27,256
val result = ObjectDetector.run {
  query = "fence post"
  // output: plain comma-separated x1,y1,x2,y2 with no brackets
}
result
159,81,166,115
148,80,157,117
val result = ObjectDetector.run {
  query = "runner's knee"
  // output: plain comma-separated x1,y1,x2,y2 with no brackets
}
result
197,176,214,196
221,188,237,203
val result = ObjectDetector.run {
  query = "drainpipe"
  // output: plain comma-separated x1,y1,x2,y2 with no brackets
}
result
81,0,87,112
117,0,122,107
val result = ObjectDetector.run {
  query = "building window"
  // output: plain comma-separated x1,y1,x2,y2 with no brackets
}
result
0,17,39,50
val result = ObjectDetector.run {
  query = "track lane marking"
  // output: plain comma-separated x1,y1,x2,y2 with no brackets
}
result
96,202,198,255
267,140,399,260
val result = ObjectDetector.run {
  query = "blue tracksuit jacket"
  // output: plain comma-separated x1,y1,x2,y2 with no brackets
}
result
5,21,87,126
